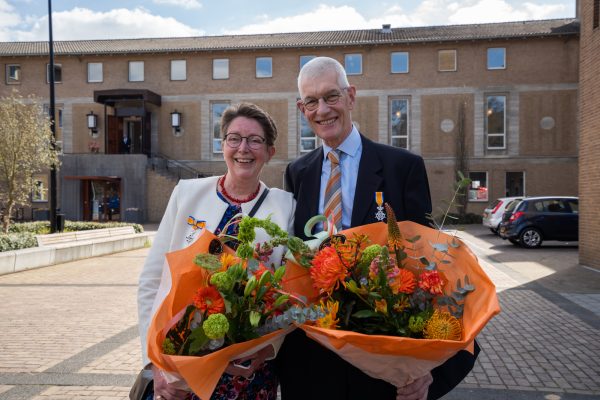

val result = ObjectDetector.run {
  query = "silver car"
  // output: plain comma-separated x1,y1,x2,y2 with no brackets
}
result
482,196,524,234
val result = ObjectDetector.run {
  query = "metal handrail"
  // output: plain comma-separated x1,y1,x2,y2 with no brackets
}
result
149,153,206,180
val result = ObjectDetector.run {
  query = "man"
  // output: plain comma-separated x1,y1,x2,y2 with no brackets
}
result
120,133,131,154
279,57,479,400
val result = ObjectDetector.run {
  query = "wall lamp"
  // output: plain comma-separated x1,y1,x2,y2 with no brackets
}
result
86,111,98,134
171,110,182,133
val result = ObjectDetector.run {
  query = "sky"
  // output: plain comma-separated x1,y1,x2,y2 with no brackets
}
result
0,0,576,42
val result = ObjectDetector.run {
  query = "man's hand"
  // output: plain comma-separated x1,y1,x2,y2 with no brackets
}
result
396,373,433,400
224,345,275,378
151,364,189,400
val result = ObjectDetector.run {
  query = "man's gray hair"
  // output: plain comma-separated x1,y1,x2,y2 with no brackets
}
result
297,57,350,96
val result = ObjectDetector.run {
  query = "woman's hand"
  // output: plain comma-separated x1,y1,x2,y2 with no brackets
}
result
224,345,275,378
151,364,189,400
396,373,433,400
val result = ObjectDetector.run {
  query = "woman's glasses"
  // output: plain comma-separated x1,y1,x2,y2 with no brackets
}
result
224,133,266,150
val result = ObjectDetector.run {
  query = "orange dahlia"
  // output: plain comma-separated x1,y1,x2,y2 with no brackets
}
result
418,270,446,295
388,267,417,294
310,246,349,294
193,286,225,315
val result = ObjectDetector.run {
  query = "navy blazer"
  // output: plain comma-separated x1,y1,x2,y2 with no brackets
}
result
279,134,479,400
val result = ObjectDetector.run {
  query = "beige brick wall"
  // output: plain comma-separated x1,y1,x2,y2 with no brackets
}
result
579,3,600,267
146,169,177,223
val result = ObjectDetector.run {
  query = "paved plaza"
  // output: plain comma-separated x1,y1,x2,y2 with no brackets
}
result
0,226,598,400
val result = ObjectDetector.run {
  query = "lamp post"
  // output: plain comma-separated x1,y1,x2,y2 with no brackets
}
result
48,0,58,233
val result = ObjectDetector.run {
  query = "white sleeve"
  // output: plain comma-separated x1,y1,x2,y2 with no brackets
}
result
137,184,180,366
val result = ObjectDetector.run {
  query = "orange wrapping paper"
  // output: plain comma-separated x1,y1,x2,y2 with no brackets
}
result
146,230,290,400
282,221,501,387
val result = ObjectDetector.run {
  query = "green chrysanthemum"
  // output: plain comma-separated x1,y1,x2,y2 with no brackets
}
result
210,271,234,292
162,338,176,355
202,313,229,339
361,244,383,265
408,315,426,334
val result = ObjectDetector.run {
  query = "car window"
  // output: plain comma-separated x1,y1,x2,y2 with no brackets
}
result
532,201,544,212
488,199,501,210
546,200,567,213
505,200,520,212
565,199,578,214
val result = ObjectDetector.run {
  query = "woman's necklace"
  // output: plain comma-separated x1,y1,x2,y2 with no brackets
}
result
218,174,260,204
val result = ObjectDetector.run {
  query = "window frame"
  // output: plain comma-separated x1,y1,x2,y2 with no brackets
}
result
344,53,363,75
485,95,507,150
87,62,103,83
438,50,457,72
128,61,144,82
468,171,489,202
255,57,273,78
487,48,506,70
391,52,409,74
211,101,230,153
6,64,21,84
298,108,318,153
389,97,410,150
213,58,229,80
299,55,316,69
46,63,62,83
170,59,187,81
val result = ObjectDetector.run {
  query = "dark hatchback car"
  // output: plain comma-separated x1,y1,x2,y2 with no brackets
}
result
498,196,579,248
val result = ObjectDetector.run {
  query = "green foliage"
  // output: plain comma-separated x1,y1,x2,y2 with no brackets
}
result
0,232,37,252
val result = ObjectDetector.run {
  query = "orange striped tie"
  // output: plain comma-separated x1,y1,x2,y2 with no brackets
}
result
324,150,342,231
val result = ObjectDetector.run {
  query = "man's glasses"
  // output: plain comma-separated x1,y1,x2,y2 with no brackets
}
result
224,133,266,150
300,88,348,111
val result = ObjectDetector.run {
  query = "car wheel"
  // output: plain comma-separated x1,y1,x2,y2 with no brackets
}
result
519,228,543,248
508,238,519,245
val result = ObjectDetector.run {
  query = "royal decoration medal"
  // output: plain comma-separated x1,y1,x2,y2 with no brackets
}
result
375,192,385,221
185,215,206,244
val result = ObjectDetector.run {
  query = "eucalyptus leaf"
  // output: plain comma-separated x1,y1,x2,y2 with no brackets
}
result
352,310,381,318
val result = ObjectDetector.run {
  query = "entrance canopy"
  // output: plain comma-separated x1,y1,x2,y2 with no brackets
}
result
93,89,161,107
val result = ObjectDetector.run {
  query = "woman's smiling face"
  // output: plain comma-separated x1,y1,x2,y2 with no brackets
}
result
222,116,275,184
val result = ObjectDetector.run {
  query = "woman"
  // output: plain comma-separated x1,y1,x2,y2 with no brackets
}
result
138,103,294,400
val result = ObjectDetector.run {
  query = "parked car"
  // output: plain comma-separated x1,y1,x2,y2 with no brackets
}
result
482,196,524,234
498,196,579,248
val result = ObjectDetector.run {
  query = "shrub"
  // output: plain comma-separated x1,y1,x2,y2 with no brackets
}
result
0,232,38,252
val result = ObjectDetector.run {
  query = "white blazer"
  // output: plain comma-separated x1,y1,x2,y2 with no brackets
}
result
137,176,295,365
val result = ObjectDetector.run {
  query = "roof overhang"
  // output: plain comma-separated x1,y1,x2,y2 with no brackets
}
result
93,89,162,106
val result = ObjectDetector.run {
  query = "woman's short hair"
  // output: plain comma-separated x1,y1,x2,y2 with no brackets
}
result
220,103,278,146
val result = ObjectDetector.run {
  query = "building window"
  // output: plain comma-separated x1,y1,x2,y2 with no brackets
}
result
438,50,456,72
213,59,229,80
391,52,409,73
594,0,599,28
87,62,103,83
32,175,48,202
390,98,409,149
506,171,525,197
299,111,317,152
345,54,362,75
486,95,506,149
487,48,506,70
128,61,144,82
211,102,230,153
46,64,62,83
170,59,186,81
256,57,272,78
300,55,316,69
6,64,21,84
468,172,488,202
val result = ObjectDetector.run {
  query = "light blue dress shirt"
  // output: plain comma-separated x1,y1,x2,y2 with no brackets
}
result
319,125,362,230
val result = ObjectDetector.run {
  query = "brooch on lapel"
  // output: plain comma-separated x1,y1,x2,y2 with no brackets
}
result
185,215,206,244
375,191,386,221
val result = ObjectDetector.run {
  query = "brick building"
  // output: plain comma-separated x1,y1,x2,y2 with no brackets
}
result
0,18,579,224
579,1,600,268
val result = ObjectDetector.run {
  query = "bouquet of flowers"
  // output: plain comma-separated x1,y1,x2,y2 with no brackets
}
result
146,216,323,399
282,204,501,387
